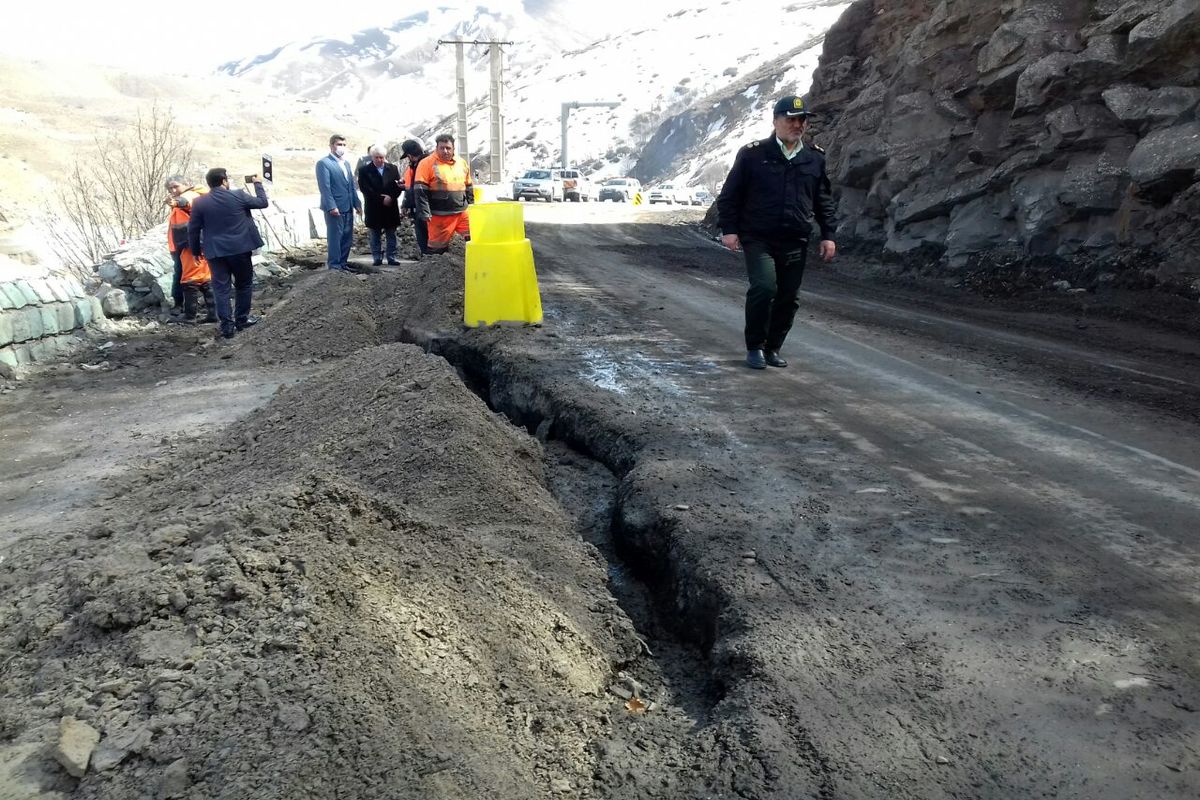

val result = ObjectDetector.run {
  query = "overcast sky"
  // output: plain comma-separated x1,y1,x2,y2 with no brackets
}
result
0,0,633,71
0,1,406,69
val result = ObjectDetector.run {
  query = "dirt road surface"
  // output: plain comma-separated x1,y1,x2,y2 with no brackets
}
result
1,203,1197,799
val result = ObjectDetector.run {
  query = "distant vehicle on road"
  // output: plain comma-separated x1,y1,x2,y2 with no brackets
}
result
560,169,592,202
685,187,714,206
512,169,563,202
597,177,642,202
647,182,689,205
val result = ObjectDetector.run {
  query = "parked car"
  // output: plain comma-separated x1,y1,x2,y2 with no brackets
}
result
560,169,592,202
597,177,642,202
684,187,714,206
512,169,562,202
647,182,689,204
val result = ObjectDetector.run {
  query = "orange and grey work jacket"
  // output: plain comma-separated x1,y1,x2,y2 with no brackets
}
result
413,154,473,220
166,188,206,252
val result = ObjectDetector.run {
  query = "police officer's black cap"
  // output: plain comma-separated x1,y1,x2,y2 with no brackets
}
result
773,96,814,118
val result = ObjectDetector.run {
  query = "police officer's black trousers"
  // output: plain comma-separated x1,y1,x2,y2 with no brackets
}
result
742,237,808,351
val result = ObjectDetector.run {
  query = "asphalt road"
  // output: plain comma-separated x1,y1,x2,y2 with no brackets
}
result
514,204,1200,798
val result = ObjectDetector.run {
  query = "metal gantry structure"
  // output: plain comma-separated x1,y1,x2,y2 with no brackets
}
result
560,101,620,170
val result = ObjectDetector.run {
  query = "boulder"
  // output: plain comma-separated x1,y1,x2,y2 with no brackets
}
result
1012,171,1068,248
0,310,13,347
1127,0,1200,62
1104,85,1200,129
1059,151,1130,217
1127,121,1200,202
97,285,131,317
945,196,1017,265
1015,53,1079,114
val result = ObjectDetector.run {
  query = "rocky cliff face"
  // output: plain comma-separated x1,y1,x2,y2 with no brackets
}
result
807,0,1200,296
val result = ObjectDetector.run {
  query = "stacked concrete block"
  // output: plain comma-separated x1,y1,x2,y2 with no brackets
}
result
0,273,103,379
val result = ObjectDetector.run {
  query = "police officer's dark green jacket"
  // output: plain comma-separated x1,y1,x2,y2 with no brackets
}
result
716,137,837,242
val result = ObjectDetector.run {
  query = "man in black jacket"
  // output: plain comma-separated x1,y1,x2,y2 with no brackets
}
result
717,95,837,370
188,168,269,339
357,145,403,265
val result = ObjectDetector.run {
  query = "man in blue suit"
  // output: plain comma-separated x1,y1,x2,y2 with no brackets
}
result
316,133,363,270
188,168,269,339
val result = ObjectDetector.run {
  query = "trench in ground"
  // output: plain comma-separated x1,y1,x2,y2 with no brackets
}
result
398,326,734,717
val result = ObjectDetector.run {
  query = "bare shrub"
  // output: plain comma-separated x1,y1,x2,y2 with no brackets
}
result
46,103,194,270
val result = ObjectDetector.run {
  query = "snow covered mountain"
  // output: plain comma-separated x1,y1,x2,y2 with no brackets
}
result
219,0,850,186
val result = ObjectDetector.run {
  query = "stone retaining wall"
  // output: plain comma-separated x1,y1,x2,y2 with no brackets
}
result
0,272,103,378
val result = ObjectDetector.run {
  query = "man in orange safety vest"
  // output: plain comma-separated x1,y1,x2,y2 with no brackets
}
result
413,133,473,254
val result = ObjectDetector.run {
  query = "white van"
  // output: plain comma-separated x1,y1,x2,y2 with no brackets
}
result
560,169,592,202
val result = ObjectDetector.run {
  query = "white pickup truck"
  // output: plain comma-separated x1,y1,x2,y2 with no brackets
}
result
512,169,563,202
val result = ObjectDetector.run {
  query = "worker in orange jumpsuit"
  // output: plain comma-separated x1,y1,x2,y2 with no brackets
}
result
413,133,473,254
164,176,216,323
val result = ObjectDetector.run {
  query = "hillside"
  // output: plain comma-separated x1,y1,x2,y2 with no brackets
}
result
218,0,850,185
0,56,382,210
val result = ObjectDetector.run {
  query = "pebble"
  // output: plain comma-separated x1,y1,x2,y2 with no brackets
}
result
673,504,690,511
551,778,573,793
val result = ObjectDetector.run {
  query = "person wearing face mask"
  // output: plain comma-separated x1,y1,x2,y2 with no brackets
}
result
316,134,363,271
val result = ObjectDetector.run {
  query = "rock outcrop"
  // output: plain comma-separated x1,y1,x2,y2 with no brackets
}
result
95,200,313,318
807,0,1200,296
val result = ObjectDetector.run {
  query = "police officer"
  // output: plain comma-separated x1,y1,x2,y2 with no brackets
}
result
717,95,837,370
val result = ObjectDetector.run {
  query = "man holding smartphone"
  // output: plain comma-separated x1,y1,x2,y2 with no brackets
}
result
188,169,269,339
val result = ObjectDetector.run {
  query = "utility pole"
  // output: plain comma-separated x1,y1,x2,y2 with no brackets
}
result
561,101,621,170
437,39,513,182
488,45,505,184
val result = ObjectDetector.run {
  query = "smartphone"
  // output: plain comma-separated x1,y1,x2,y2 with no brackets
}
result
244,175,257,183
261,154,274,184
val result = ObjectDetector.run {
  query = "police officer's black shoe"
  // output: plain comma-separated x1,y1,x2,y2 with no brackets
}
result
765,350,788,368
746,349,767,370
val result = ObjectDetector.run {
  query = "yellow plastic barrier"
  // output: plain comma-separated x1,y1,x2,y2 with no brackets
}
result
464,203,543,327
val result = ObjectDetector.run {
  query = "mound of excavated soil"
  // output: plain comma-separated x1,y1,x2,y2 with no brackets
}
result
236,260,464,364
0,344,645,799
